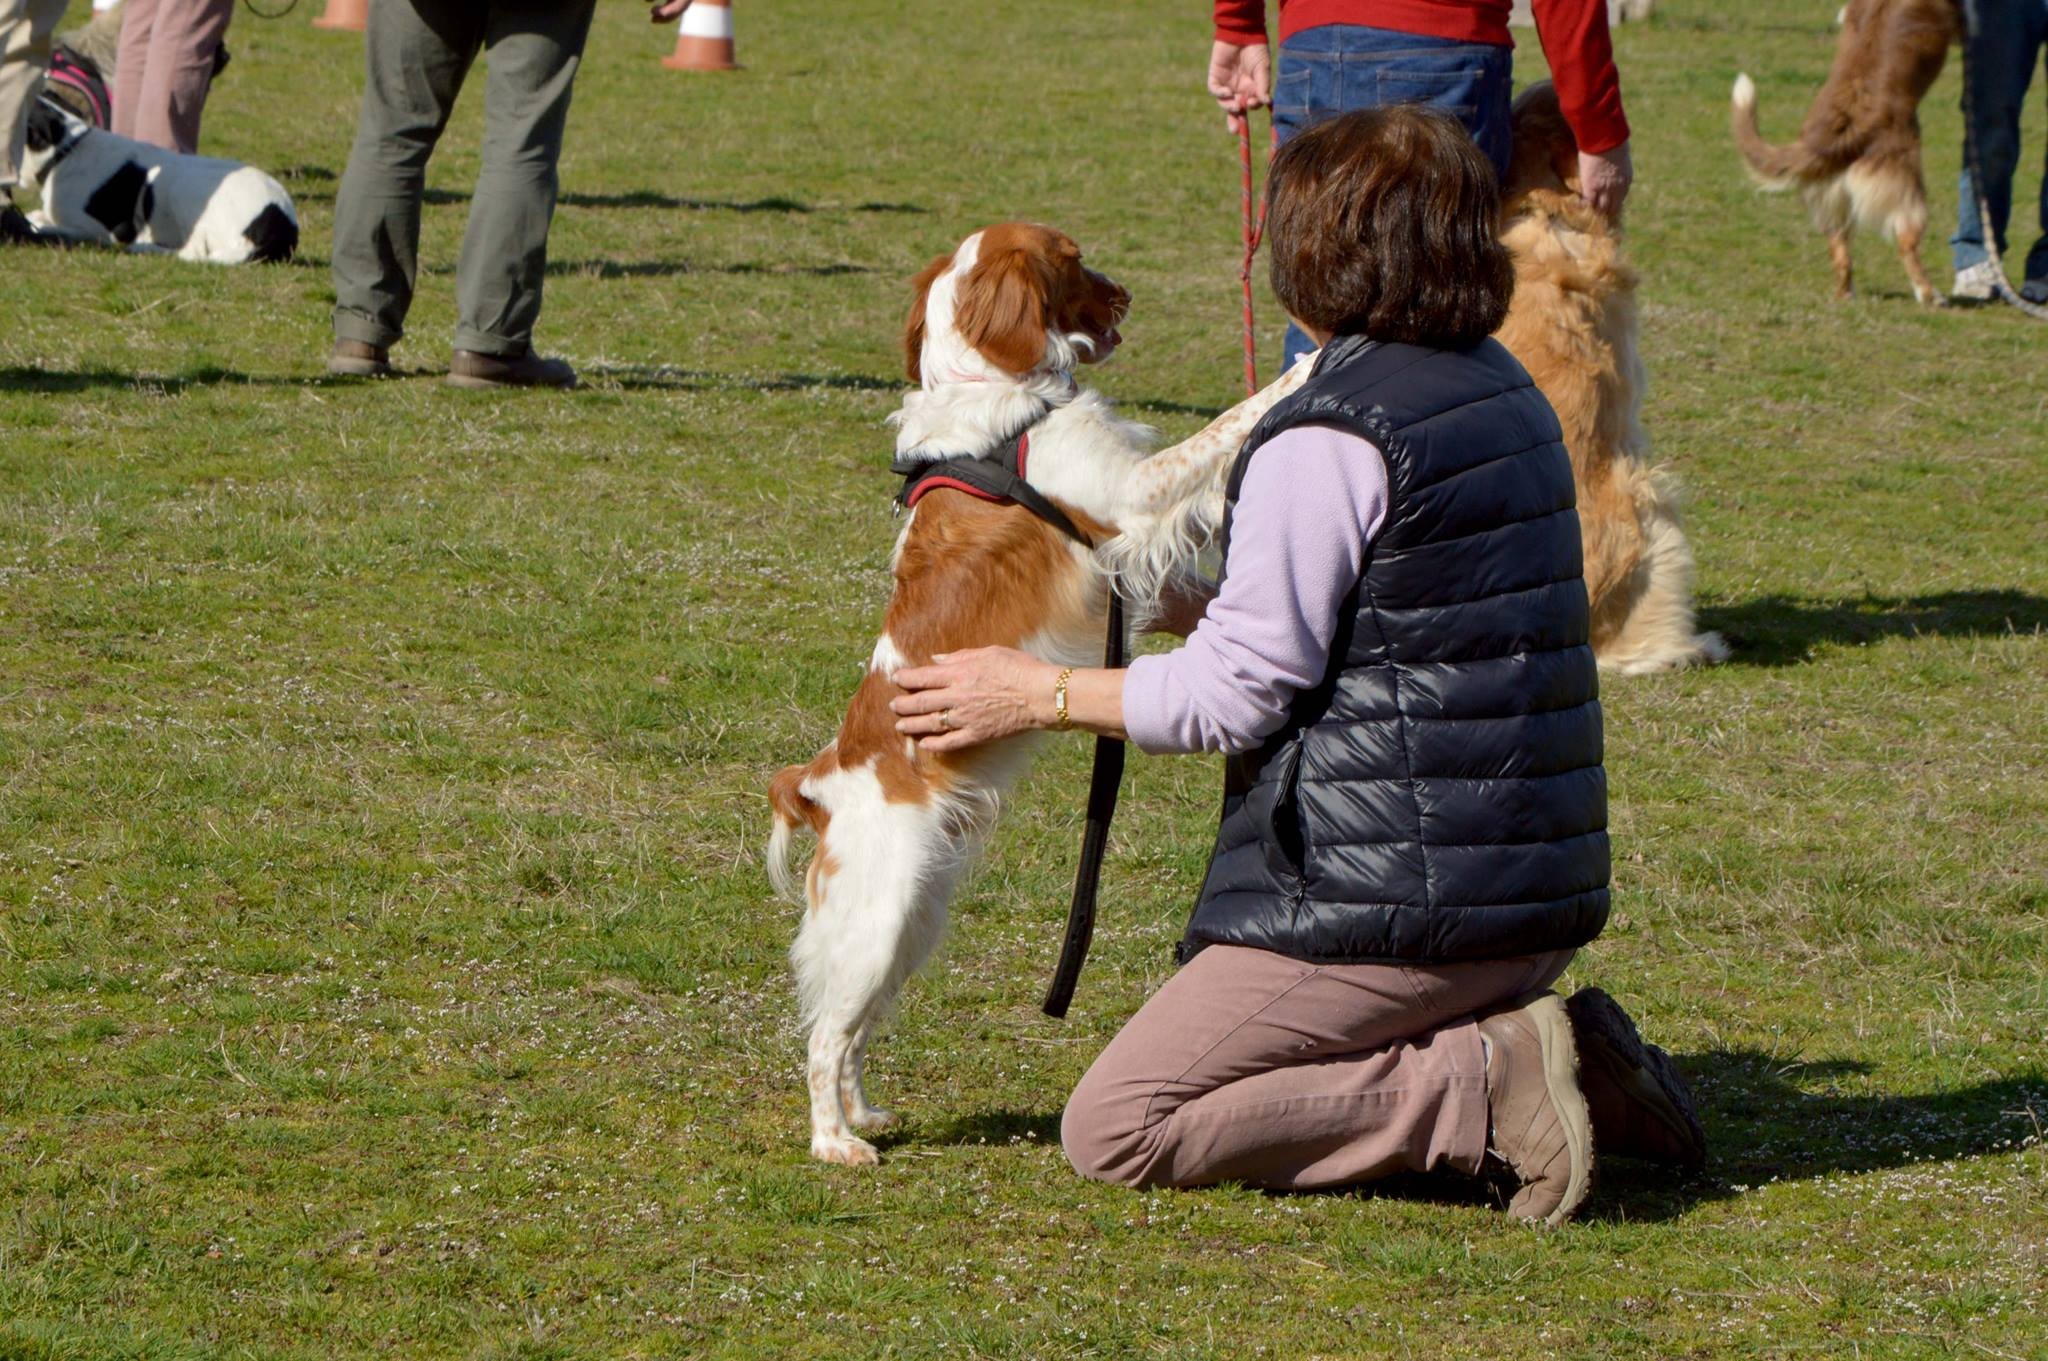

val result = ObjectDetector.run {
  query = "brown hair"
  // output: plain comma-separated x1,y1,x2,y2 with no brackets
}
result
1264,105,1515,350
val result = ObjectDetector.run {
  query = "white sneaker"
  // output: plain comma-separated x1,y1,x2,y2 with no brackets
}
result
1952,260,2000,301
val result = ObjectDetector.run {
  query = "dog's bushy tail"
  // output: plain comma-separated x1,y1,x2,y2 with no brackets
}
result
766,763,819,903
1731,74,1827,188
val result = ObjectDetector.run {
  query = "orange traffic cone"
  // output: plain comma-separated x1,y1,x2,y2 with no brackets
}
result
310,0,367,32
662,0,738,71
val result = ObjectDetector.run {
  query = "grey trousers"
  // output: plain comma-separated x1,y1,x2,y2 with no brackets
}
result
330,0,596,357
0,0,68,196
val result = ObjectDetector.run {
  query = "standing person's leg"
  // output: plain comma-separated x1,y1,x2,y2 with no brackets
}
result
331,0,484,363
1,0,69,189
110,0,157,140
1269,25,1511,367
0,0,68,244
1061,944,1576,1201
126,0,232,154
2021,12,2048,291
447,0,596,374
1952,0,2034,281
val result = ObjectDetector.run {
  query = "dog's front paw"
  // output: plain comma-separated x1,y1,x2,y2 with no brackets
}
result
811,1135,880,1166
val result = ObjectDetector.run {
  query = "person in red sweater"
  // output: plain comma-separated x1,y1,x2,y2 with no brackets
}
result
1209,0,1633,363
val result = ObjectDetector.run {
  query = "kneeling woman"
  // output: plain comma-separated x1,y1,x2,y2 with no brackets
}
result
890,106,1700,1225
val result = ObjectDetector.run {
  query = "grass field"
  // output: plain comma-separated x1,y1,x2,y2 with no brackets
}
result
3,1,2045,1357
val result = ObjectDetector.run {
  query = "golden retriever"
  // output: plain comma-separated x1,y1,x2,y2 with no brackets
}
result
1497,83,1727,675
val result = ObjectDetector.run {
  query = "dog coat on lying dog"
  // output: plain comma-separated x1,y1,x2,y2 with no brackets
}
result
1497,83,1728,674
766,224,1311,1166
20,97,297,265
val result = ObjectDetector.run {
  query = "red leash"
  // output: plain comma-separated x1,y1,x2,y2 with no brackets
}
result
1237,115,1280,396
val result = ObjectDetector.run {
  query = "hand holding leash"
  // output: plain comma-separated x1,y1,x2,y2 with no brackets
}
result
1207,40,1272,138
1578,140,1634,220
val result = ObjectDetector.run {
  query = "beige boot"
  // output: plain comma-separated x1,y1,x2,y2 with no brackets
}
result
1478,990,1595,1227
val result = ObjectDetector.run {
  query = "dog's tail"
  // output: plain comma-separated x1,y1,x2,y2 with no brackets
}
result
243,202,298,264
767,763,821,903
1731,74,1829,188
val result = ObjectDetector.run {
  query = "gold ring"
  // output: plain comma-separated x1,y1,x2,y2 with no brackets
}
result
941,709,954,731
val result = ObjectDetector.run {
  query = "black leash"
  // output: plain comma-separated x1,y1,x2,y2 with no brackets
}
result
1955,0,2048,319
1041,590,1125,1019
892,429,1127,1019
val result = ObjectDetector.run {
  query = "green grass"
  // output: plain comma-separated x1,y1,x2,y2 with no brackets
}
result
2,1,2044,1357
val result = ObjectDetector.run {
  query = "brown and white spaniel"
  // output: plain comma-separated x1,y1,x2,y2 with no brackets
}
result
767,223,1310,1165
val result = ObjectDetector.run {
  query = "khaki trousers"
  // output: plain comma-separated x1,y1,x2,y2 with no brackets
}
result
0,0,67,194
1061,944,1573,1191
330,0,597,357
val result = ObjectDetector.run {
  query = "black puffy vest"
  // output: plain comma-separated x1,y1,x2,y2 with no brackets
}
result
1179,334,1609,966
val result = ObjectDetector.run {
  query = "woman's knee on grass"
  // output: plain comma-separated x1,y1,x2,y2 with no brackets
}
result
1059,1074,1160,1189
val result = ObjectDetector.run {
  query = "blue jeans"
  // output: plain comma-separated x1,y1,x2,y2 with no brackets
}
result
1953,0,2048,280
1272,24,1513,366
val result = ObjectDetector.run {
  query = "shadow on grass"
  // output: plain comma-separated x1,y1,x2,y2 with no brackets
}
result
304,188,926,212
532,258,874,279
1703,589,2048,665
581,365,898,393
910,1051,2046,1226
1123,397,1231,420
1583,1050,2048,1223
556,191,925,214
916,1109,1063,1147
1,363,901,395
0,364,308,393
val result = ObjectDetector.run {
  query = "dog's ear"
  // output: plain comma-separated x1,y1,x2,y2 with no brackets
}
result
953,240,1057,376
902,252,952,385
24,97,65,155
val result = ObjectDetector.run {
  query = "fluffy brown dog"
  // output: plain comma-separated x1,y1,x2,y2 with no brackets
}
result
1497,83,1727,675
1730,0,1958,304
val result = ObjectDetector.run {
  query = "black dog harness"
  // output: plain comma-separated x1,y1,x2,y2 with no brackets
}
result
892,427,1125,1020
891,430,1084,541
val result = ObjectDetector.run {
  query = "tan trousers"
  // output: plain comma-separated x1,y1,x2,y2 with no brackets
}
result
0,0,67,193
111,0,232,154
1061,943,1573,1190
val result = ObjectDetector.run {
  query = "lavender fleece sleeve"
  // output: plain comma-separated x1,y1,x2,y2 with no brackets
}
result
1124,423,1390,756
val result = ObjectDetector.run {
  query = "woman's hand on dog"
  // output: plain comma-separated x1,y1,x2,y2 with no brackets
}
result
892,648,1059,752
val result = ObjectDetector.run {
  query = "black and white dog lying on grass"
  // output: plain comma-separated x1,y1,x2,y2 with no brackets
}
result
21,98,297,264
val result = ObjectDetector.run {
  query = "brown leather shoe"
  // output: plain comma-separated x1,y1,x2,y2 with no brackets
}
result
328,339,394,378
446,348,577,390
1566,988,1706,1170
1479,990,1594,1227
